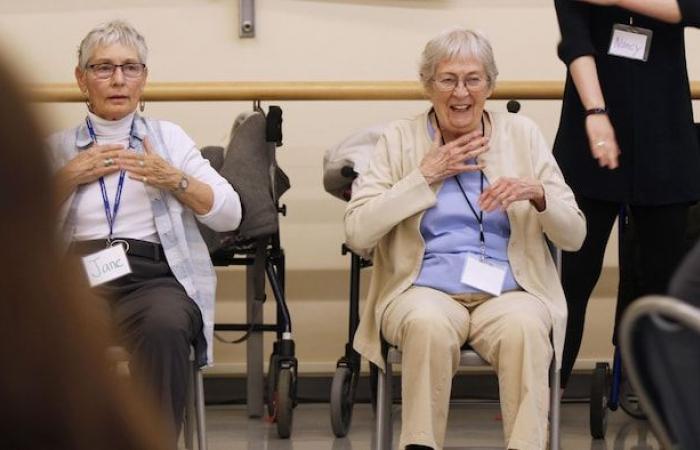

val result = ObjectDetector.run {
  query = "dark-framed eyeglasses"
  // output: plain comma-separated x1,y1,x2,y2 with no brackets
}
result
87,63,146,80
432,74,488,92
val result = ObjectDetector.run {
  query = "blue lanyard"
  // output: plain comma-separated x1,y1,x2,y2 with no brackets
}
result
85,116,136,243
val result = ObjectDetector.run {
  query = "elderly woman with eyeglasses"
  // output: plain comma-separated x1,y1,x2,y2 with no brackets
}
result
49,20,241,443
345,28,585,450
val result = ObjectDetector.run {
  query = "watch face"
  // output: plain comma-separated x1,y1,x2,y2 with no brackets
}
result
179,176,189,191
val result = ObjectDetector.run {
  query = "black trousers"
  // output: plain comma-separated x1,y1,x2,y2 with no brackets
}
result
560,196,689,387
74,240,203,444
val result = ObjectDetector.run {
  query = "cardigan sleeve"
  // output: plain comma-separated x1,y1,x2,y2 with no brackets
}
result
678,0,700,27
555,0,596,65
344,126,436,254
529,121,586,251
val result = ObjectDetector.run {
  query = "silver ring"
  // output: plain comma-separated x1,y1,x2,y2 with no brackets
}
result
103,157,114,167
595,140,606,148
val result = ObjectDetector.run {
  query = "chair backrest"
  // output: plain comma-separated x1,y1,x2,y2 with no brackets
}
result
619,295,700,450
198,109,290,252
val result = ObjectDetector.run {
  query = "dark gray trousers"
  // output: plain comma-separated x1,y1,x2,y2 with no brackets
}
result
74,240,204,445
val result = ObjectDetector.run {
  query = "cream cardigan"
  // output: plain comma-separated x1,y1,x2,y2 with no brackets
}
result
345,109,586,370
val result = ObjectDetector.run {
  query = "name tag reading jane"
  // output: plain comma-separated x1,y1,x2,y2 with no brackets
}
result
82,244,132,287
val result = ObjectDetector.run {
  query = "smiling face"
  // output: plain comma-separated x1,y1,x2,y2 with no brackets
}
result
76,43,147,121
428,57,493,141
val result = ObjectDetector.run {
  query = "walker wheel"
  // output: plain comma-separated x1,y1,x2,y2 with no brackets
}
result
276,368,295,438
266,353,278,418
330,366,357,437
590,362,610,439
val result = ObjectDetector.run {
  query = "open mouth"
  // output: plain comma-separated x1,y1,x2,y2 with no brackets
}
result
107,96,129,101
450,104,472,112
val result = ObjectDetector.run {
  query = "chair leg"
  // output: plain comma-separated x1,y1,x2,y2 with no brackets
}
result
184,364,196,450
549,363,561,450
195,367,208,450
375,362,393,450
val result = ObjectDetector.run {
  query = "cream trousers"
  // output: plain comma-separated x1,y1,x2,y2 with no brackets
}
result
381,286,553,450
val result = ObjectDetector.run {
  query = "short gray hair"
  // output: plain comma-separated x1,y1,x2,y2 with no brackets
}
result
418,28,498,92
77,20,148,69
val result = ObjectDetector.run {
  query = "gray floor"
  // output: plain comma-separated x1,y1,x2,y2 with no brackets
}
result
203,402,658,450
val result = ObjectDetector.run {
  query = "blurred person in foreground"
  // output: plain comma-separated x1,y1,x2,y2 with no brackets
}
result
49,20,241,441
0,49,168,450
345,28,585,450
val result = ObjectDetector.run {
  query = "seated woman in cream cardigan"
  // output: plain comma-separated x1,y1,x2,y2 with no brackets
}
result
345,28,585,450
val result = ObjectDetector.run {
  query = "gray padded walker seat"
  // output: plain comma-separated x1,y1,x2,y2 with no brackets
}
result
200,111,289,252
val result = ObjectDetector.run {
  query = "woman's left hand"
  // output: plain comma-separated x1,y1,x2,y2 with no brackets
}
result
118,137,183,191
479,177,546,212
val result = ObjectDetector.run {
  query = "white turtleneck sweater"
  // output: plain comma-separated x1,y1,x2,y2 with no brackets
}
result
73,111,160,242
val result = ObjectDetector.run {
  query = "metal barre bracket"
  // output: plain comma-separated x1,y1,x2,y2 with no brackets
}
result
239,0,255,38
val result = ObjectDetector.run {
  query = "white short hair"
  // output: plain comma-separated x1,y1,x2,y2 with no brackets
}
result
77,20,148,69
418,28,498,92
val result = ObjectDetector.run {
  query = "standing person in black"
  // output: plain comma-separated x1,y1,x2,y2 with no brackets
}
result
553,0,700,389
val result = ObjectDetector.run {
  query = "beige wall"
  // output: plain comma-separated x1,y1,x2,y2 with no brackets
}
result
2,0,698,375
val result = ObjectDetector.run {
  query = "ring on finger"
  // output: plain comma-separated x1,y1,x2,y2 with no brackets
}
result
103,157,114,167
595,140,606,148
139,159,145,168
142,176,147,184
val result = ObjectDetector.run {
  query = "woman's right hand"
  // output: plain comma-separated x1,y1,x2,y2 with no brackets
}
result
58,143,124,188
419,128,489,185
585,113,620,169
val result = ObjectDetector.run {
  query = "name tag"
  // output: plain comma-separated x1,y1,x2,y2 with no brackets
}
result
608,24,652,62
460,254,506,296
82,244,132,287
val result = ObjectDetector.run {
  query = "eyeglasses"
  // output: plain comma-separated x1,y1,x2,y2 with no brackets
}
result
432,74,488,92
87,63,146,80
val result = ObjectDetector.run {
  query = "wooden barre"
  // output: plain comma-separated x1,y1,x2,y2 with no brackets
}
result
28,80,700,102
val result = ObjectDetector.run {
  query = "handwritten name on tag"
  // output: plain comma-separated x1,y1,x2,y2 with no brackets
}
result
608,24,652,62
82,245,132,287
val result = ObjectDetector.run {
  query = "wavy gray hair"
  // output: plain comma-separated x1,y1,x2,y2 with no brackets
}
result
419,28,498,92
77,20,148,69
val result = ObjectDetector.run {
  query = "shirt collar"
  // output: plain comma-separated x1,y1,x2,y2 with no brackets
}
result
74,112,147,150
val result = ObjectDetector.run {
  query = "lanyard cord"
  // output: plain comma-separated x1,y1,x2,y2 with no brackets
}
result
432,111,488,258
85,116,136,243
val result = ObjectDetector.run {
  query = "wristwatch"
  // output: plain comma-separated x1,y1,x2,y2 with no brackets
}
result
173,174,189,193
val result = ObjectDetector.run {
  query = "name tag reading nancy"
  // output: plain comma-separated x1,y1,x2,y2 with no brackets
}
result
82,244,132,287
608,24,652,62
460,254,507,296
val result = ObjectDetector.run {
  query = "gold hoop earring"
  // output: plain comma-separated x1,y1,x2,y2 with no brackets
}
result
139,99,146,112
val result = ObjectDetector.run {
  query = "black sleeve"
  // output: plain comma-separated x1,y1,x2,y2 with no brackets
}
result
678,0,700,27
554,0,596,65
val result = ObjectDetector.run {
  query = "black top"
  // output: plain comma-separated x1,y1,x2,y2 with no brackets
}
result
553,0,700,205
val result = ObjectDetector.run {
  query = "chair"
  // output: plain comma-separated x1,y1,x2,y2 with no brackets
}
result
375,242,563,450
107,346,207,450
619,295,700,450
375,343,561,450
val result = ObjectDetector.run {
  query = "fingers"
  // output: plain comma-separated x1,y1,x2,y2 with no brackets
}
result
590,139,620,169
479,178,527,212
128,173,149,185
